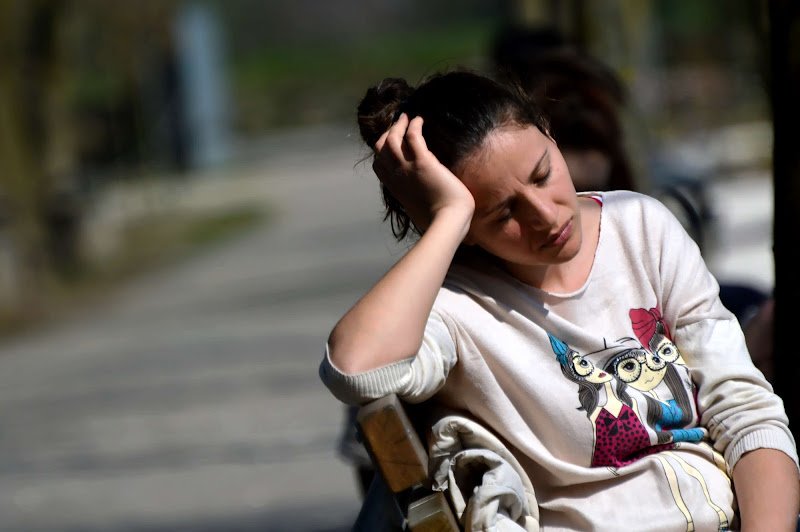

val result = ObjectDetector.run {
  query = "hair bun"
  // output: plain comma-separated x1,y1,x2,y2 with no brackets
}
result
357,78,413,147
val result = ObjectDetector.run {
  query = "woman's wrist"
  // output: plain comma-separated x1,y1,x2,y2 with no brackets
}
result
428,202,474,243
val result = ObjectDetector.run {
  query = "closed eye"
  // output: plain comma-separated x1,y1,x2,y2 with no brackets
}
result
529,151,551,186
496,199,516,224
494,169,550,225
533,168,552,185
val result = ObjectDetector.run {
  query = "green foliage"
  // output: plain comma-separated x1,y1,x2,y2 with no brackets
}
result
655,0,757,64
229,20,500,131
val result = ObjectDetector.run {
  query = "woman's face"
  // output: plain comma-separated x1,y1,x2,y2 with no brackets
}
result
458,125,582,272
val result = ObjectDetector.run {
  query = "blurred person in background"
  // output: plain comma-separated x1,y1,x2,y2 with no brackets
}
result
491,25,774,380
491,26,636,194
490,26,708,244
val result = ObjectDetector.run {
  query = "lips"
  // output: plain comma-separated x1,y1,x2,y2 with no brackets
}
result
544,220,572,247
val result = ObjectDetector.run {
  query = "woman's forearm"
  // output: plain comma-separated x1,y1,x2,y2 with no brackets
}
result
327,205,473,374
732,448,799,531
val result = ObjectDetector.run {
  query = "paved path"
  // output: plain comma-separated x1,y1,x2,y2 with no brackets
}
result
0,125,406,531
0,124,773,532
705,171,773,292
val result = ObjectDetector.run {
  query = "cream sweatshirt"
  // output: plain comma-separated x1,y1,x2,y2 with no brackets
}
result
320,190,798,531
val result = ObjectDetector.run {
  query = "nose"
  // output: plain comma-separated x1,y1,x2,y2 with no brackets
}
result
520,189,558,230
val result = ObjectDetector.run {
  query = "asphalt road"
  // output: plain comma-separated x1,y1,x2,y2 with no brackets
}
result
0,125,406,532
0,124,772,532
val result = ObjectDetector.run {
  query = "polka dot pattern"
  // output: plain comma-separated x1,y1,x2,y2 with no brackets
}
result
591,404,674,467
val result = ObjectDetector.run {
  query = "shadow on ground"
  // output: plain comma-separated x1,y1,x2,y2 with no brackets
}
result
57,502,355,532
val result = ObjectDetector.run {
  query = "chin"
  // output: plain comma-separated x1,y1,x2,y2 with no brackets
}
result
550,239,582,263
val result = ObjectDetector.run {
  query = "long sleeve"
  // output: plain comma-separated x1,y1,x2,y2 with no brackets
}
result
319,309,458,405
650,197,798,475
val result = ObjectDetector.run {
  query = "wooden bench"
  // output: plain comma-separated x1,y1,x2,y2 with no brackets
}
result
353,394,461,532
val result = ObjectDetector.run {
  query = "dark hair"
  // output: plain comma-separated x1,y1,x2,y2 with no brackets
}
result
357,70,549,240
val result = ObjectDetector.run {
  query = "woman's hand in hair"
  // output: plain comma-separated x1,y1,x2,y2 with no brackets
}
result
329,113,475,374
373,113,475,233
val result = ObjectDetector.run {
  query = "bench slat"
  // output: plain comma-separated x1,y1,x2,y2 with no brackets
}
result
357,394,429,494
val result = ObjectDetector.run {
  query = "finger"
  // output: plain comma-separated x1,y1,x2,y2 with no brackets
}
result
374,113,408,154
384,113,410,157
403,116,428,160
373,126,390,154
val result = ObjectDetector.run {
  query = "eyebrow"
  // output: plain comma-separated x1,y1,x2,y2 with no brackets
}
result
480,149,549,218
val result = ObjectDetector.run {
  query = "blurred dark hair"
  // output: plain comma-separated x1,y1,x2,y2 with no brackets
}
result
492,26,635,192
357,70,549,240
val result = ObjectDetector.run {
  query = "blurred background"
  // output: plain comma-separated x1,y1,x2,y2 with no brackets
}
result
0,0,796,530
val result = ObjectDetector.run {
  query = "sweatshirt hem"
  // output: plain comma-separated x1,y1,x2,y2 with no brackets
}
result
319,345,415,405
726,428,800,476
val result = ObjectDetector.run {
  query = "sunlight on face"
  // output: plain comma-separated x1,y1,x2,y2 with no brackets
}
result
457,126,581,271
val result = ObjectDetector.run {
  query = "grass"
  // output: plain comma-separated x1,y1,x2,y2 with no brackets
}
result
105,207,266,277
0,206,267,338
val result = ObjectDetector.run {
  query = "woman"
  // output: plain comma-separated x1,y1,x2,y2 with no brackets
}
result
319,71,798,530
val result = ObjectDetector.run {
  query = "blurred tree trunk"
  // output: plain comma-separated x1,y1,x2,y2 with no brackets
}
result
583,0,657,193
768,0,800,443
0,0,176,317
0,0,62,313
